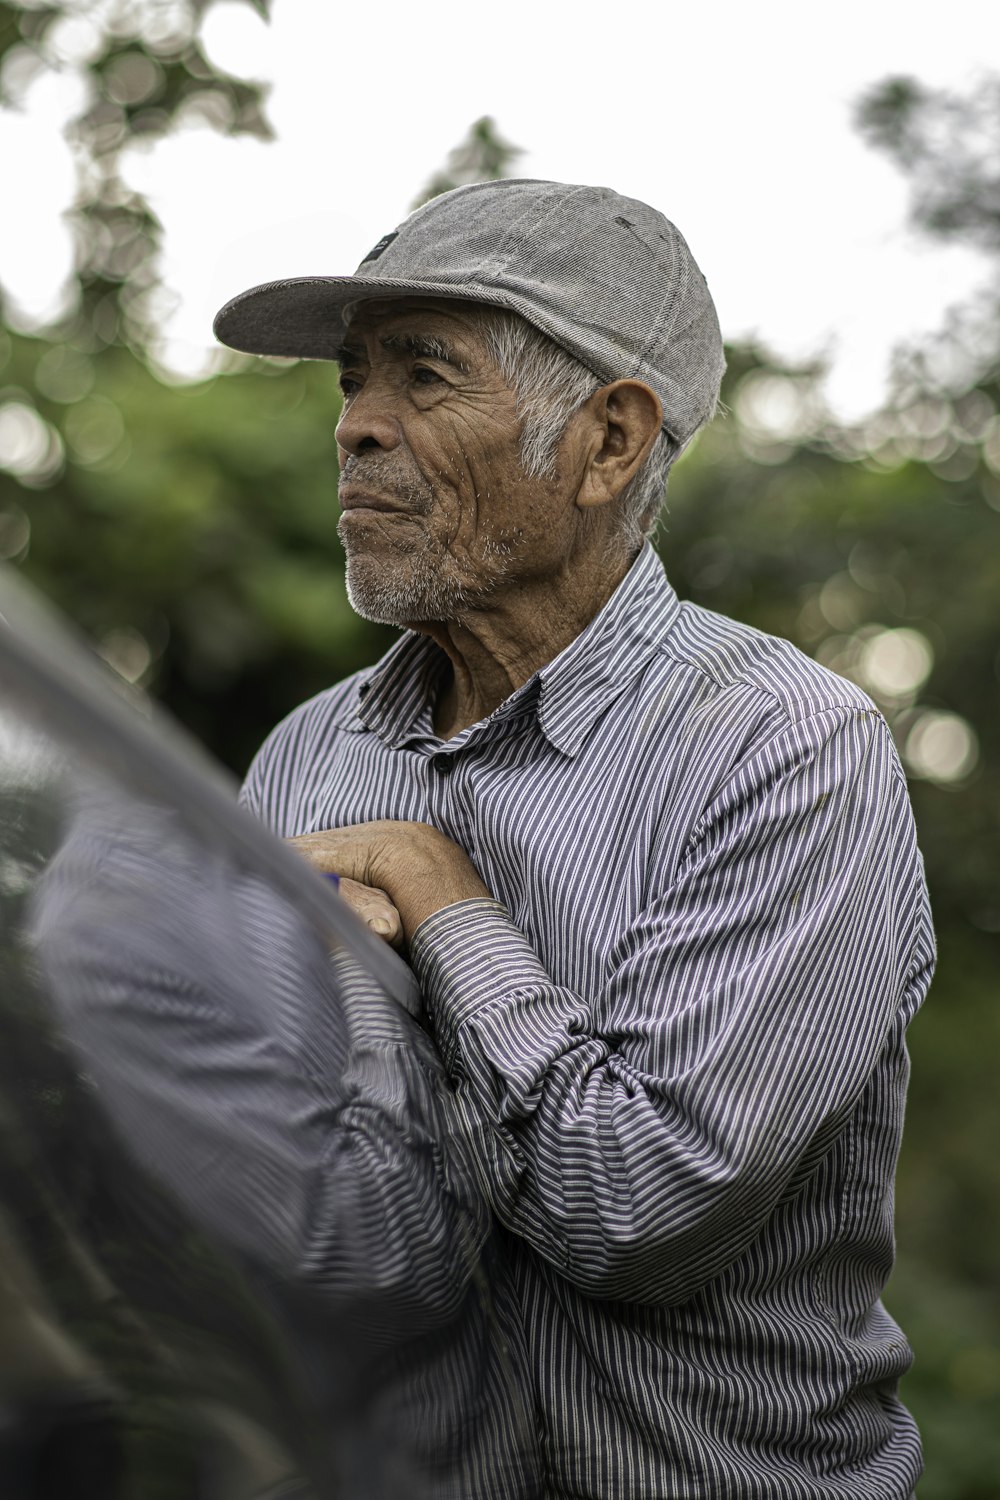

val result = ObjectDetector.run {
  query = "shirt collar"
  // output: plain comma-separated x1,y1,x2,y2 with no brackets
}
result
354,543,680,756
354,630,444,747
535,542,680,755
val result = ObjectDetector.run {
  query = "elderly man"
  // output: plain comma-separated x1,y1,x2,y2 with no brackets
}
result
215,180,933,1500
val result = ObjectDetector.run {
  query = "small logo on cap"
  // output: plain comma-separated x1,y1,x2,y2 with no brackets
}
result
360,231,398,265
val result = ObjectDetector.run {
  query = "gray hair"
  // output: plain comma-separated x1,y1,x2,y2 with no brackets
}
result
471,308,680,552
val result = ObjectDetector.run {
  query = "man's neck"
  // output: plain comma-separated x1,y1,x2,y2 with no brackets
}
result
418,551,637,740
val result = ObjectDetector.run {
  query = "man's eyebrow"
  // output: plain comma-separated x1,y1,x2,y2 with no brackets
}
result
380,332,468,370
333,332,470,372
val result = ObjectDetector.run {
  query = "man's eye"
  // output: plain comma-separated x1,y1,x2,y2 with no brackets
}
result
412,365,443,386
339,376,361,398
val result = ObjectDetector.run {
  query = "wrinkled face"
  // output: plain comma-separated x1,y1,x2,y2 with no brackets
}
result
334,298,572,626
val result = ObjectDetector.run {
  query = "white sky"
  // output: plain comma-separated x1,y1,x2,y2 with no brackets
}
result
2,0,999,419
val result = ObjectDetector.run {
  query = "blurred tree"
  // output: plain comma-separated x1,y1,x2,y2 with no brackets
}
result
0,329,385,770
0,0,341,772
412,114,522,209
660,77,1000,1499
850,76,1000,1499
0,0,271,353
856,75,1000,256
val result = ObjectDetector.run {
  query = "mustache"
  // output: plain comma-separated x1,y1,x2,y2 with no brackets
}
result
339,453,435,513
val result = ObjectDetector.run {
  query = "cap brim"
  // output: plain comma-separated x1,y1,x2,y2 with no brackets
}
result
212,276,519,360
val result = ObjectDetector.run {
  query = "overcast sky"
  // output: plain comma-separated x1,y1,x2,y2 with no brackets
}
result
3,0,998,418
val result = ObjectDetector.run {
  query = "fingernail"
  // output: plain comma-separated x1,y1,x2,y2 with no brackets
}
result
369,917,393,937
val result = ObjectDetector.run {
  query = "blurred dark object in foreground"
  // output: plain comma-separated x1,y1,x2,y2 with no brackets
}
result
0,565,533,1498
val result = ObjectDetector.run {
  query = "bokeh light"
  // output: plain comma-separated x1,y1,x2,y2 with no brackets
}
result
735,370,823,444
33,345,96,404
982,415,1000,476
200,1,271,80
0,505,31,561
860,628,934,700
904,710,979,783
97,624,153,684
43,11,105,66
64,395,127,466
102,49,164,107
0,400,64,485
818,573,869,632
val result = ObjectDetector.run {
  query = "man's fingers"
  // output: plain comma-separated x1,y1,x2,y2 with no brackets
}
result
284,835,403,945
335,877,404,948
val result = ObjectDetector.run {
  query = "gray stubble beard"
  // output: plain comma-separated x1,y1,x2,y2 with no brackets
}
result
336,454,514,627
340,523,471,626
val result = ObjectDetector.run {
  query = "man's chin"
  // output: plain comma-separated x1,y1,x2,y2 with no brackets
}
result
343,556,462,628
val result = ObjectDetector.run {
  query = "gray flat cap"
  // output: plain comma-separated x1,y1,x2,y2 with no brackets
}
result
213,179,725,448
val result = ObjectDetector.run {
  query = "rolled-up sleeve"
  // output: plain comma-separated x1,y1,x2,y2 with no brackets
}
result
410,707,934,1305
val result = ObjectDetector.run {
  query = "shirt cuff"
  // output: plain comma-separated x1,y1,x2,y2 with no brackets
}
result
409,898,558,1068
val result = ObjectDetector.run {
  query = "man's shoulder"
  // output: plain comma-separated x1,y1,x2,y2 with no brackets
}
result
660,598,878,728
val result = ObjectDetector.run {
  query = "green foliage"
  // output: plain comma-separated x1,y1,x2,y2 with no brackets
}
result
664,352,1000,1498
1,330,395,770
667,348,1000,932
662,74,1000,1479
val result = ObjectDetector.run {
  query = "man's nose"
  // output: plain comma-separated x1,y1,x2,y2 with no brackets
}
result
335,384,401,457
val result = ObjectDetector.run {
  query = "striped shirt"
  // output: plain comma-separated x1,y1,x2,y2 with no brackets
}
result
243,541,935,1500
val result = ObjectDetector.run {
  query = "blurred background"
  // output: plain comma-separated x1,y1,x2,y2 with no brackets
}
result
1,1,998,1495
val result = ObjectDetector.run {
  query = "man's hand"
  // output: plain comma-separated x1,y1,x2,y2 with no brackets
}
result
287,821,491,942
328,876,404,948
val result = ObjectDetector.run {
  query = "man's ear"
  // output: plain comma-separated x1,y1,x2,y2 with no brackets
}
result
574,381,663,511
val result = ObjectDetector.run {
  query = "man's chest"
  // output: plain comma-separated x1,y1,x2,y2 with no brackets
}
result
287,724,711,999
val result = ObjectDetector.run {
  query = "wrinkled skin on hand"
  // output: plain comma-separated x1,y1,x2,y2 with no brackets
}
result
287,821,491,946
328,875,405,948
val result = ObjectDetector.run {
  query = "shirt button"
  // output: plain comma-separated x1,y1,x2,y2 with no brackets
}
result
431,753,454,774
